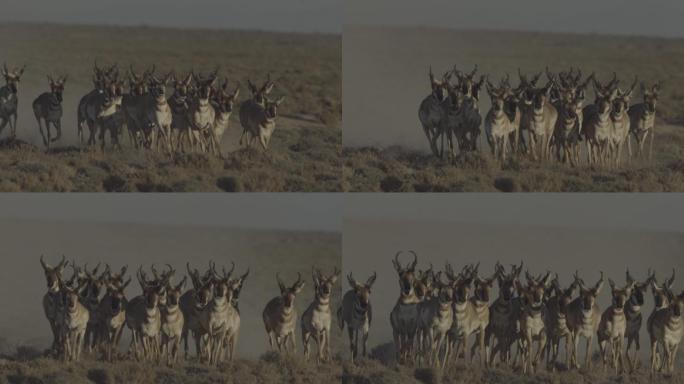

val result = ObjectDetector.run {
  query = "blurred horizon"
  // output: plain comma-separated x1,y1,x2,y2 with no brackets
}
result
0,0,341,34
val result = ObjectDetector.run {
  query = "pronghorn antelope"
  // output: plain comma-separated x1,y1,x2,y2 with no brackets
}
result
648,289,684,376
596,278,633,374
79,263,107,353
437,82,466,159
513,69,543,153
198,262,233,365
567,271,604,369
485,76,520,162
239,95,285,151
97,80,125,151
160,276,186,366
240,74,281,150
32,75,67,149
263,273,305,353
145,73,173,153
123,65,154,148
97,277,132,362
0,63,25,139
337,272,376,363
302,267,340,363
414,265,435,302
629,82,660,160
465,266,496,367
550,69,593,166
582,74,620,166
416,272,453,368
610,78,637,167
624,269,654,371
209,79,240,157
520,77,557,161
78,63,118,146
180,262,214,360
246,74,275,106
59,270,90,362
40,255,67,354
446,66,484,156
188,72,218,153
443,263,485,366
486,261,523,367
168,72,194,152
220,268,249,363
514,271,552,374
418,67,451,156
647,269,675,371
126,267,166,361
544,274,580,370
389,251,420,363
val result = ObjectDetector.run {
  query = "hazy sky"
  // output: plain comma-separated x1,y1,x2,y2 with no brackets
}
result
346,0,684,38
345,194,684,233
0,0,341,33
0,195,342,232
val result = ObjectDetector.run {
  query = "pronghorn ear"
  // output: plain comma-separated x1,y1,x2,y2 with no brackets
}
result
275,96,285,106
233,87,240,99
609,278,616,291
122,277,132,291
177,276,187,291
294,281,305,293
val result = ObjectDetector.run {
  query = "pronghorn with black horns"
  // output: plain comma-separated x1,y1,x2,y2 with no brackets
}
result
199,262,234,365
389,250,420,364
123,65,154,148
97,275,132,362
144,72,173,153
239,74,284,150
302,266,340,363
0,63,25,139
521,72,557,162
624,268,654,371
582,73,620,166
544,273,580,371
486,261,523,367
514,270,553,374
444,263,479,366
168,71,194,152
79,62,118,146
647,268,675,371
567,271,604,369
610,77,637,166
418,66,451,156
125,266,165,361
209,79,240,157
629,82,661,160
59,263,90,362
32,75,67,149
596,277,634,374
179,262,215,360
40,255,67,355
188,69,218,153
485,75,520,161
648,287,684,376
416,271,454,368
263,272,305,353
337,271,376,364
160,276,187,366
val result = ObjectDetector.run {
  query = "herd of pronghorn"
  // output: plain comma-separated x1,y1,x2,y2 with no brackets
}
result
39,255,337,366
419,65,660,166
0,62,285,154
339,252,683,377
38,253,683,377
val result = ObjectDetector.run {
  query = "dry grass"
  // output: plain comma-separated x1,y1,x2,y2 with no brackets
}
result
0,121,341,192
0,22,341,192
344,124,684,192
339,343,684,384
0,350,343,384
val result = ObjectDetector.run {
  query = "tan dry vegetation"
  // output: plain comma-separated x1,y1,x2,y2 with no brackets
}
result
0,352,343,384
343,26,684,192
0,22,341,192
